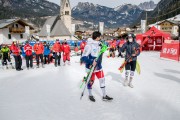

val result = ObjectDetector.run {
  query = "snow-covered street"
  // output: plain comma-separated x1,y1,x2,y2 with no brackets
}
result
0,52,180,120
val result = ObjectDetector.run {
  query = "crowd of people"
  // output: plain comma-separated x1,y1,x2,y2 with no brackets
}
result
0,39,71,71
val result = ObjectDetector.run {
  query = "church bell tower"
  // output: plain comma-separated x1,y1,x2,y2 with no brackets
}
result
60,0,72,34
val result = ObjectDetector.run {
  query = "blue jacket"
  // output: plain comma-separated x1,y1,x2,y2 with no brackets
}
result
121,40,140,61
44,45,50,55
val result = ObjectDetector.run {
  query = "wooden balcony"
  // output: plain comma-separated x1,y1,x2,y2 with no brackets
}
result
9,28,25,33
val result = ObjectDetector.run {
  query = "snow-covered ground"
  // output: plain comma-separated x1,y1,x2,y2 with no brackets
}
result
0,52,180,120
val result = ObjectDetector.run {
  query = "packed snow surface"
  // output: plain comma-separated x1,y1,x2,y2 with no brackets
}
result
0,52,180,120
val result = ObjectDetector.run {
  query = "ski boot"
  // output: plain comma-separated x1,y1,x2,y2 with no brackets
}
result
128,77,134,88
89,96,95,102
31,67,34,69
102,95,113,101
124,78,129,86
10,63,15,69
42,64,45,68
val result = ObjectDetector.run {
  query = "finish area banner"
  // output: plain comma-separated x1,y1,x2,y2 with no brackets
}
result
160,43,180,61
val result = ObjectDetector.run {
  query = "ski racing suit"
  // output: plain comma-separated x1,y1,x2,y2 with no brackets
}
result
81,38,106,97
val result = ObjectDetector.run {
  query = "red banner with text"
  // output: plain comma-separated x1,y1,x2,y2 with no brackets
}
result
160,43,180,61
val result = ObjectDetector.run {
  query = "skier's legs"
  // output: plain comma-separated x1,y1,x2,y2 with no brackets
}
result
40,54,44,64
129,61,137,88
14,56,18,70
124,63,131,86
87,73,96,96
25,55,30,68
16,55,20,70
17,55,22,69
67,53,70,64
58,54,61,65
44,55,47,64
125,63,131,78
2,56,7,66
96,71,106,97
63,53,67,63
7,55,13,67
67,53,70,61
29,55,33,68
36,54,40,66
54,53,58,66
47,55,50,64
19,55,22,68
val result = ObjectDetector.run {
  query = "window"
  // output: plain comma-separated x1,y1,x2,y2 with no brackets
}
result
8,34,11,39
66,3,68,7
16,24,18,28
65,11,69,15
20,34,23,39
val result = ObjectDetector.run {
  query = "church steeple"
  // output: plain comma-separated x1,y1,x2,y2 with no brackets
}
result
60,0,72,34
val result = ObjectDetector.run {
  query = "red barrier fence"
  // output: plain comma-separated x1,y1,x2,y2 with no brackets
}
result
160,42,180,61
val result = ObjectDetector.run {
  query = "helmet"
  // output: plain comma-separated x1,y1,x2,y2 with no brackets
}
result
128,33,135,38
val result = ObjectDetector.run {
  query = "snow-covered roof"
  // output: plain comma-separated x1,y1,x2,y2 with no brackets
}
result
0,19,34,29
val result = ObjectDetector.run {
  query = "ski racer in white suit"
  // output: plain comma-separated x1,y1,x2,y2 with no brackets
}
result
81,31,113,102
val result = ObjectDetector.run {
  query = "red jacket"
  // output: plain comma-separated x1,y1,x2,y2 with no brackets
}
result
119,40,126,47
52,43,62,52
10,44,20,56
110,41,116,48
24,44,33,56
33,43,44,55
62,44,70,54
80,42,86,50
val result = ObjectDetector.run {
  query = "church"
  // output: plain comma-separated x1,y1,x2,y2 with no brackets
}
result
39,0,75,40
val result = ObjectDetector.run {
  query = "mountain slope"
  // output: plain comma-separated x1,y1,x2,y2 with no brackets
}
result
0,0,60,26
72,2,143,28
134,0,180,26
138,1,157,11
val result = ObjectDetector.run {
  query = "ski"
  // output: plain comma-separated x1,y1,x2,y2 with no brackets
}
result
118,46,141,72
80,44,108,100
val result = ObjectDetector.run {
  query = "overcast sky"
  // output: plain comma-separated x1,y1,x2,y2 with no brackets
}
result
48,0,161,8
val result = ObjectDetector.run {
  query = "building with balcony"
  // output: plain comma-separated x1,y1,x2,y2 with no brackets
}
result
157,20,179,36
0,19,34,44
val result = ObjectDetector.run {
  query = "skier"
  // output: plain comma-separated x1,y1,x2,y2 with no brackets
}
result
109,39,116,58
20,43,26,59
81,31,113,102
24,41,33,70
52,39,62,67
62,40,71,66
121,33,140,88
33,40,44,68
10,41,23,71
43,41,51,65
0,44,13,69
